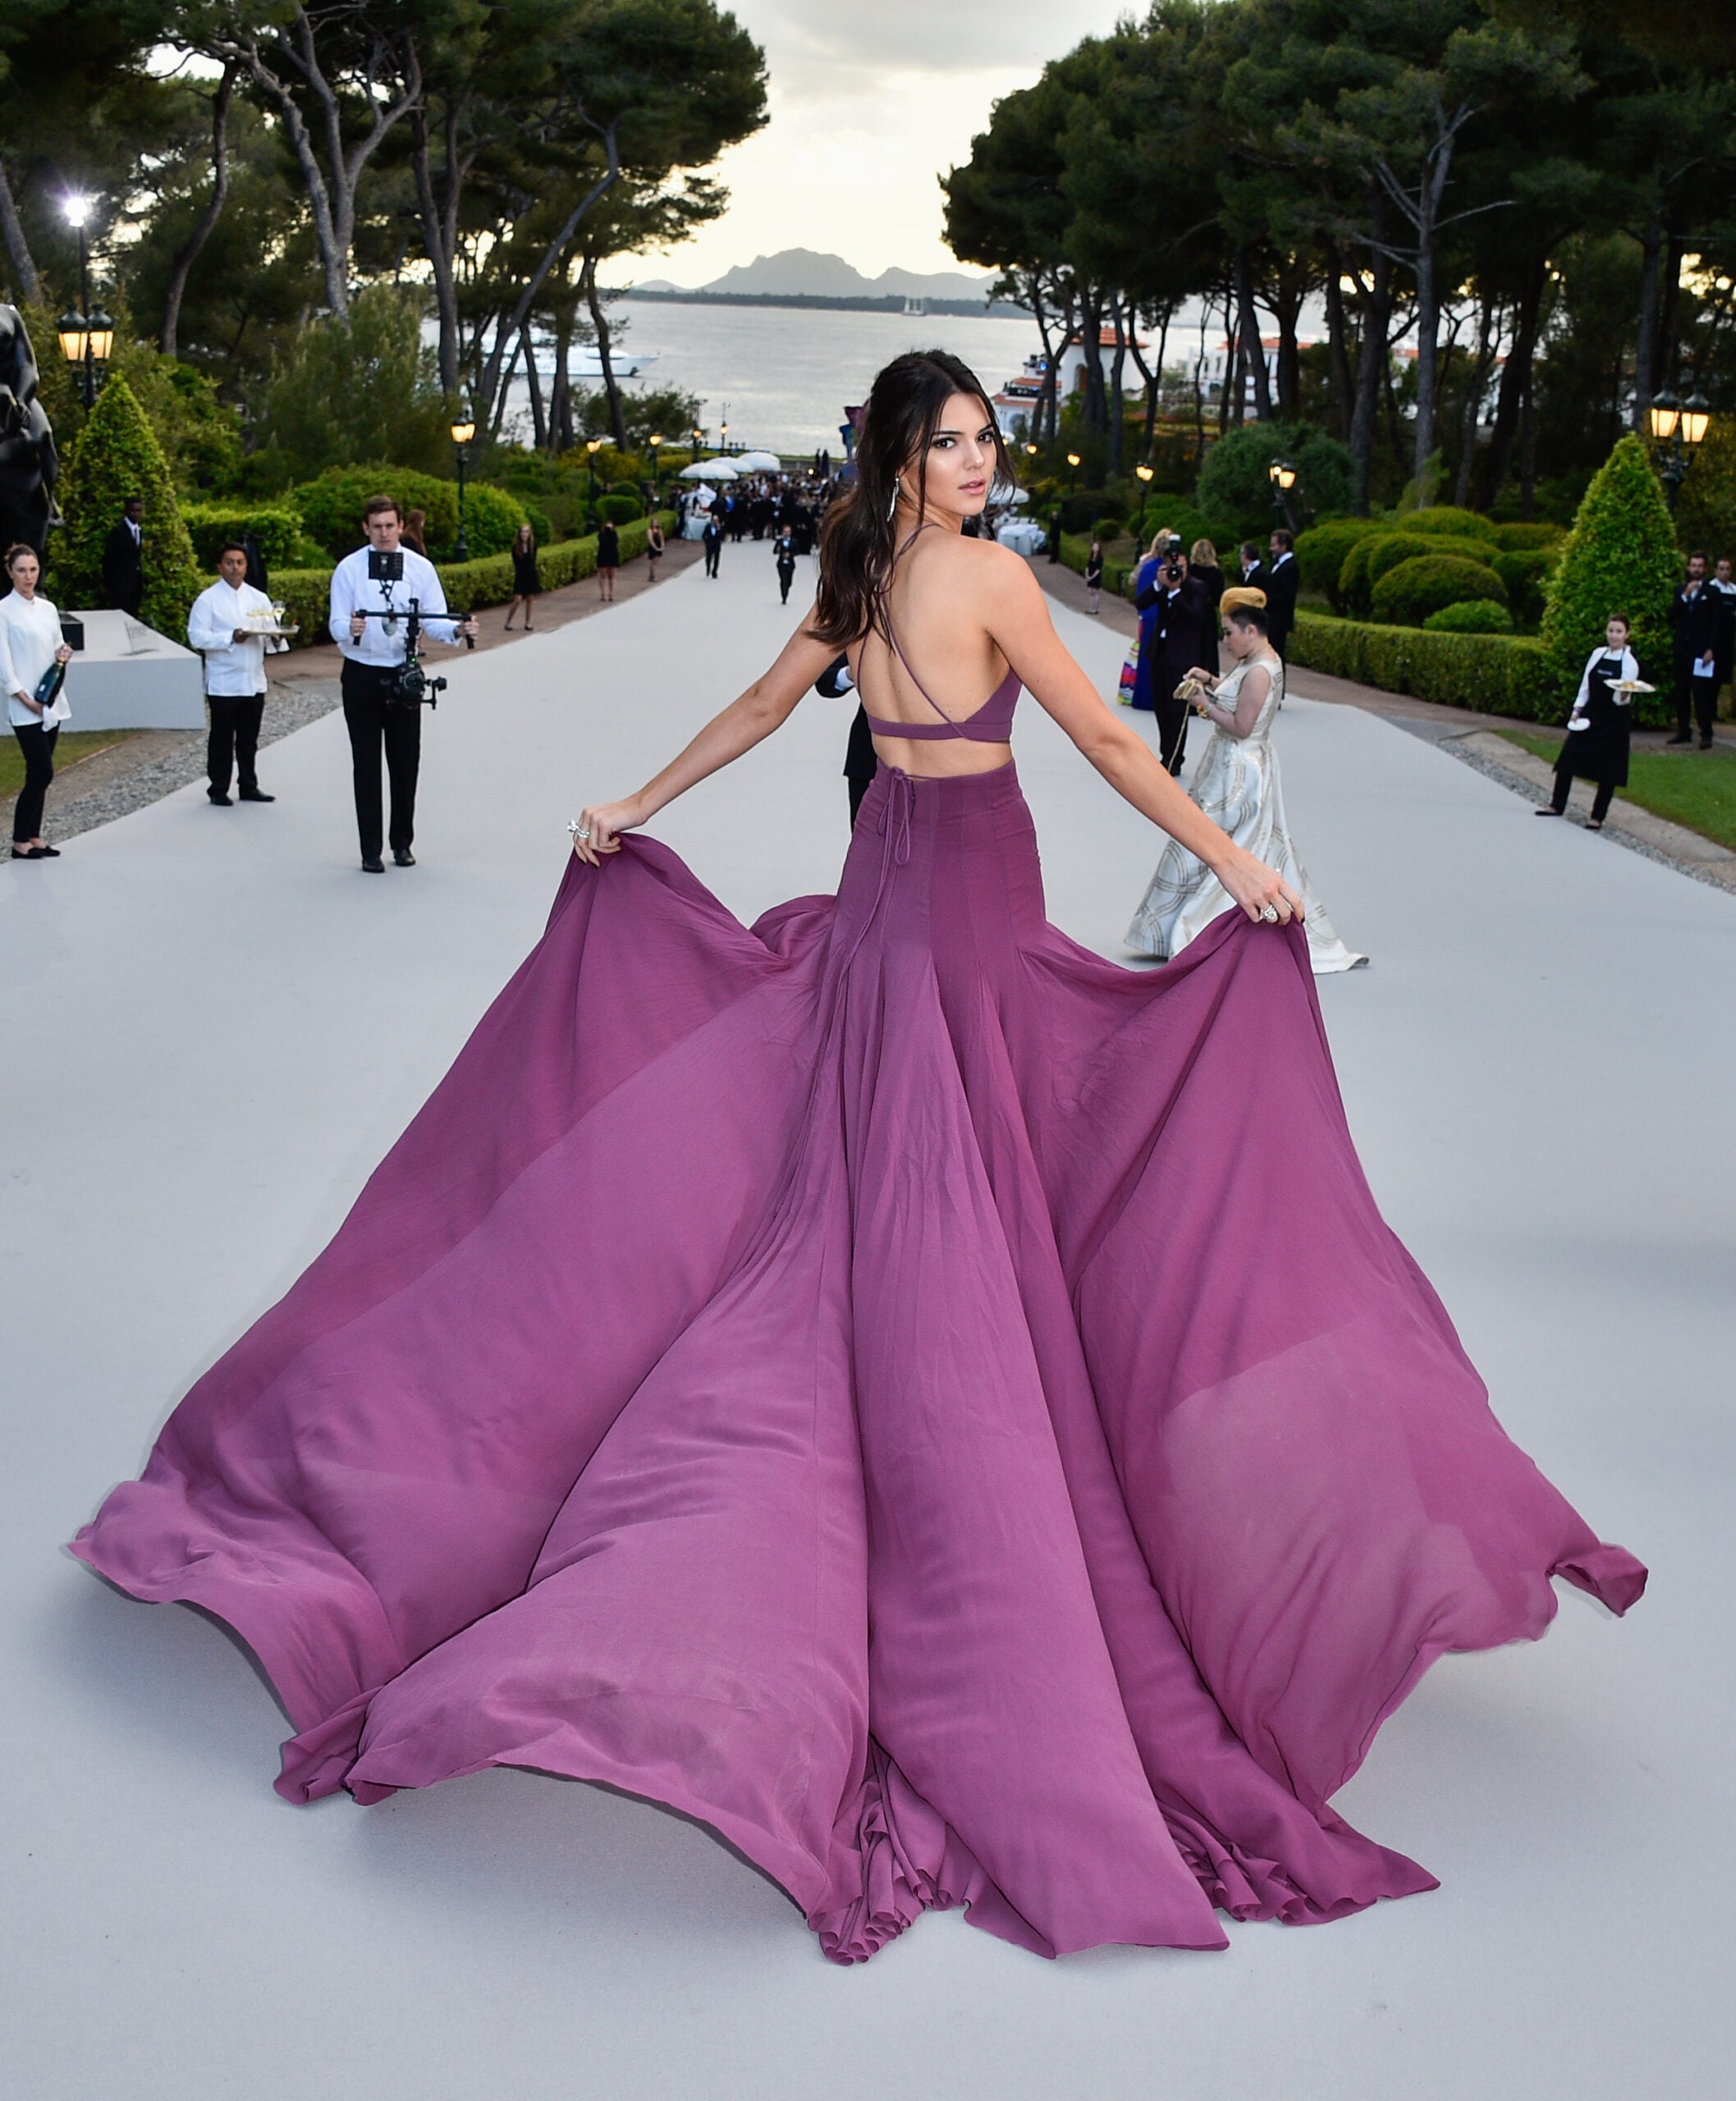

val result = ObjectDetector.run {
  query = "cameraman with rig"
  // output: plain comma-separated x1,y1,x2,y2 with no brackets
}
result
330,493,477,872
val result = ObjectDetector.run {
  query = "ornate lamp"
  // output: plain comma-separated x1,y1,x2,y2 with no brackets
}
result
1649,389,1707,511
1268,459,1299,529
1134,461,1155,544
57,310,89,368
449,407,476,561
586,436,603,530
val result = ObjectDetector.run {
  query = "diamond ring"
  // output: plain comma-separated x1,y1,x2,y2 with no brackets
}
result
568,819,592,843
1260,904,1279,923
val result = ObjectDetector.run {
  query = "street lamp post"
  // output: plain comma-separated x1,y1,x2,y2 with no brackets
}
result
1267,458,1299,532
57,195,112,409
1065,451,1081,487
586,437,603,529
1134,462,1155,546
1648,390,1710,511
647,433,662,506
450,408,476,561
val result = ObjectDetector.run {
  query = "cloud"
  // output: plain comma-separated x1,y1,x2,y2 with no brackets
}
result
644,0,1128,280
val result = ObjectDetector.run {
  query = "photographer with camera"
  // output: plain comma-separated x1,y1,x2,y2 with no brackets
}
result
1132,533,1215,776
329,494,477,872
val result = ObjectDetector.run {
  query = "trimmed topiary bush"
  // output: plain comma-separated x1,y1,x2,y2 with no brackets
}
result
181,503,305,572
291,465,529,563
1341,531,1496,616
1295,517,1381,611
597,490,645,525
1372,552,1507,626
1424,597,1515,634
1540,432,1679,696
1395,504,1500,542
1491,547,1559,629
52,373,203,633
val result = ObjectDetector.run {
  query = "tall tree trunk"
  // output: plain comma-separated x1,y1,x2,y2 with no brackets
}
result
1348,243,1394,513
1233,248,1272,421
1028,275,1059,451
1106,302,1129,474
1192,293,1211,465
1519,364,1537,520
521,323,547,449
1324,250,1354,442
1408,196,1444,483
1656,231,1686,393
411,101,460,396
1454,294,1499,508
161,65,236,360
1631,208,1664,430
583,259,630,451
0,155,43,304
1077,287,1107,432
1477,257,1546,507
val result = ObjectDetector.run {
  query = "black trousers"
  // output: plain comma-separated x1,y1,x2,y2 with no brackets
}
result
208,693,264,795
777,564,795,604
703,542,721,577
1156,693,1189,777
341,660,420,858
11,720,58,840
1674,670,1716,739
1551,764,1614,822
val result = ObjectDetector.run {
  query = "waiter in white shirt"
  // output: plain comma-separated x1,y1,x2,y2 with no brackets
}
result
187,542,284,805
329,492,475,872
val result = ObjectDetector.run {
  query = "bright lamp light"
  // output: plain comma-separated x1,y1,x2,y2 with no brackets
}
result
1648,391,1680,443
450,413,476,445
57,309,88,365
62,194,92,229
1681,393,1711,448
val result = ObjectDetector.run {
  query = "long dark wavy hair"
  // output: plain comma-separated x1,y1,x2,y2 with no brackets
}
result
813,349,1012,648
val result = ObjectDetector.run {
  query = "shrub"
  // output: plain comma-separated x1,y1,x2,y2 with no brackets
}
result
597,490,644,524
181,503,305,572
1424,598,1515,634
1340,531,1496,615
291,465,529,562
1491,520,1564,552
261,284,451,480
1491,547,1559,628
1194,419,1354,529
1672,412,1736,560
52,373,203,634
1288,611,1562,719
1128,500,1239,561
1371,553,1507,626
1540,433,1679,692
1394,504,1500,543
1295,517,1381,610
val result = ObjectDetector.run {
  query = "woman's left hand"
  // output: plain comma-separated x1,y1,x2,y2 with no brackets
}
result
54,645,71,666
570,797,644,864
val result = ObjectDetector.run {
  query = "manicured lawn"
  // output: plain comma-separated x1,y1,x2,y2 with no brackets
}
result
0,728,141,800
1496,728,1736,852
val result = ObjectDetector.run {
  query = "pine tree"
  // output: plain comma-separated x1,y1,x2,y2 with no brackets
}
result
52,375,202,634
1540,433,1679,717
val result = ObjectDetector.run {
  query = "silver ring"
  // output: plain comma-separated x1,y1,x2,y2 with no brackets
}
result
1260,904,1279,923
568,819,591,842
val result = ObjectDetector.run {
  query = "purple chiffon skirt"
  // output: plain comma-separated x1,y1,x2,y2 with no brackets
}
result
71,759,1644,1963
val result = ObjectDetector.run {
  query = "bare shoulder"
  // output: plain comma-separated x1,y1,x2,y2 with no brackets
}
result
919,530,1041,605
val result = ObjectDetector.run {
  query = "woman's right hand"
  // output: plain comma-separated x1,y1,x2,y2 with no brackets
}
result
15,689,42,715
570,795,645,864
1212,841,1305,926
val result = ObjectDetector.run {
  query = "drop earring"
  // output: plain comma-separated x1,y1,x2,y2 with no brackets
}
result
886,477,901,521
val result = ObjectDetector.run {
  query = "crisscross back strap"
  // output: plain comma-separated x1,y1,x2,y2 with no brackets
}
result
874,523,964,737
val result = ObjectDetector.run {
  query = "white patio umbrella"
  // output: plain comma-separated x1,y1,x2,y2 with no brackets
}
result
733,450,784,473
678,458,738,479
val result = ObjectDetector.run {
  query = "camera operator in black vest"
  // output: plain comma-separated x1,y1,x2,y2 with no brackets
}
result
329,493,476,872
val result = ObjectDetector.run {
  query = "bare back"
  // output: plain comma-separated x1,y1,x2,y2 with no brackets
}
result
849,528,1021,777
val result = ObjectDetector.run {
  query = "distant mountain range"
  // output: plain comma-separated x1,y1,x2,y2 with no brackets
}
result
627,248,1022,314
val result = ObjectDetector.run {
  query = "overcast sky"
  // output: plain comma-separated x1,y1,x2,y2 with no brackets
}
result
642,1,1131,285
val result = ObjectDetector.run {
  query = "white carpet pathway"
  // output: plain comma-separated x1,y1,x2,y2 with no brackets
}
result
4,551,1731,2099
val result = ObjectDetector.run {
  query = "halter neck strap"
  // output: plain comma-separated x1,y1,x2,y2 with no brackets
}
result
875,521,961,735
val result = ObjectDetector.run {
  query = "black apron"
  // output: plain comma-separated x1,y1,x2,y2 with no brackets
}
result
1558,653,1630,788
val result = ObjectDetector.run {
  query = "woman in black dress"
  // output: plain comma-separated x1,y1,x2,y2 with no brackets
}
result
645,516,665,584
505,524,540,632
597,519,620,602
1537,614,1638,831
1084,539,1104,615
774,529,797,605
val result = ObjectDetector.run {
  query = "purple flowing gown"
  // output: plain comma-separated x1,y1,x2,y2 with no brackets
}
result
71,748,1644,1964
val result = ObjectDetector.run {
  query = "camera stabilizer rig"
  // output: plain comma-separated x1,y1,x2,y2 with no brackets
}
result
354,548,474,707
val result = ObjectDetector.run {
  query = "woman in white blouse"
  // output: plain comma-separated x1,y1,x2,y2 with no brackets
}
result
0,542,73,859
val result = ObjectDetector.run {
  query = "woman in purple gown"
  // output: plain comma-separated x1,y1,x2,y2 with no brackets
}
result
73,352,1644,1966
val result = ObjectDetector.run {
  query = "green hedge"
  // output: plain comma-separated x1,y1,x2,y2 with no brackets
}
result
290,465,529,562
1371,552,1507,625
1423,598,1514,634
1287,610,1561,719
182,502,305,570
1294,517,1381,610
1394,504,1500,543
1342,531,1500,615
1491,521,1564,552
268,513,674,647
1491,546,1559,627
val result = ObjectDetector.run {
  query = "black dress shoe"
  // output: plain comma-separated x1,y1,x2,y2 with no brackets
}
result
362,854,385,873
1665,732,1692,745
1699,737,1715,750
208,790,233,805
393,849,416,867
237,787,276,802
11,845,48,858
37,843,60,855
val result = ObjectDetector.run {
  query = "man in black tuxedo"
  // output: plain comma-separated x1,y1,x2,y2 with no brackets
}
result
1239,539,1268,601
1265,528,1299,657
1668,549,1728,748
816,653,877,826
102,496,144,616
1134,539,1214,774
